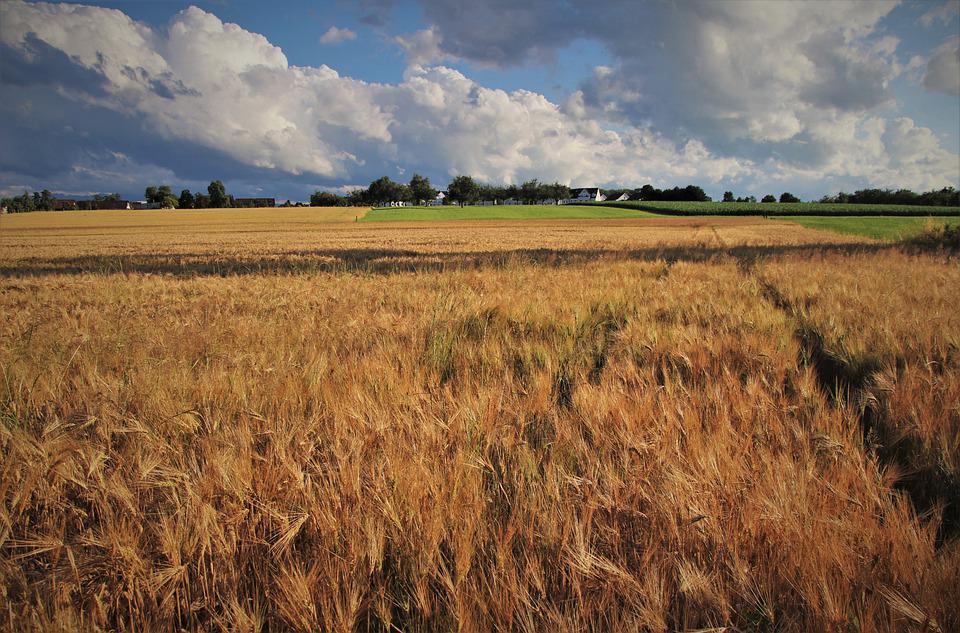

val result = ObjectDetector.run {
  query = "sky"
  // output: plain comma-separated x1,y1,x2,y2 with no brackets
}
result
1,0,958,202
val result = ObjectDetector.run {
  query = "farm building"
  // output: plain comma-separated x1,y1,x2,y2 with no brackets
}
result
129,201,166,210
605,192,629,202
561,187,603,204
52,199,78,211
234,197,276,208
93,200,132,210
427,191,447,206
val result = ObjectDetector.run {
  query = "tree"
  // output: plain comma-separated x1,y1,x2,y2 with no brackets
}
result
408,174,436,204
638,184,658,200
193,192,210,208
208,180,228,208
551,182,571,203
310,191,345,206
780,192,800,203
367,176,401,206
447,175,480,206
723,191,735,202
346,188,367,206
156,185,177,208
520,179,542,204
179,189,195,209
38,189,54,210
20,190,35,212
478,183,499,202
761,194,777,203
145,186,159,203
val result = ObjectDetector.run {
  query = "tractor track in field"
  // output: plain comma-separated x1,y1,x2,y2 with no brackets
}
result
752,270,959,545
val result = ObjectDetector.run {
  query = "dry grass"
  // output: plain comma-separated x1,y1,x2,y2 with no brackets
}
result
761,252,960,540
1,212,957,631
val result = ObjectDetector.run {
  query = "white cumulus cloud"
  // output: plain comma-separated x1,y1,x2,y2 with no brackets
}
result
319,26,357,44
394,27,451,66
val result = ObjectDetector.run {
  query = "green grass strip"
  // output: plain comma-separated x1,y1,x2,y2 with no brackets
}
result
782,216,960,240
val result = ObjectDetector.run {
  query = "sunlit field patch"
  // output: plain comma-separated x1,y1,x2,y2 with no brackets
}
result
362,204,659,222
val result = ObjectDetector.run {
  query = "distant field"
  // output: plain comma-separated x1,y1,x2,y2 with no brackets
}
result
597,200,960,217
782,215,960,240
0,214,868,275
0,206,367,232
363,204,659,221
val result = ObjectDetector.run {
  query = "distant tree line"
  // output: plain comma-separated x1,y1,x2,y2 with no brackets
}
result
723,191,800,203
0,180,240,212
0,190,125,212
4,180,959,213
636,184,711,202
312,175,575,207
140,180,235,209
1,189,57,212
154,180,233,209
819,187,959,206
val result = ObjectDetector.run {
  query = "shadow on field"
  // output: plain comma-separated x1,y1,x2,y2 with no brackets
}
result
0,241,910,278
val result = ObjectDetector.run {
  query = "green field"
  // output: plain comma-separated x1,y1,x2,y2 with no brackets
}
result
782,215,960,240
597,200,960,217
362,204,659,222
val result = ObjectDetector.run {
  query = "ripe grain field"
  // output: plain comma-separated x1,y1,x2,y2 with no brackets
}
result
1,208,958,631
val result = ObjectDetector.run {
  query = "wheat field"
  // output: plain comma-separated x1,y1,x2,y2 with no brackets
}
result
1,208,957,631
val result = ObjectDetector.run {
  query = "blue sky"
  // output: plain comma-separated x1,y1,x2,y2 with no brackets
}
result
1,0,958,201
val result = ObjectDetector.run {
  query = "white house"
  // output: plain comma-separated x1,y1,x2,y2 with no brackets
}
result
562,187,603,204
427,191,447,206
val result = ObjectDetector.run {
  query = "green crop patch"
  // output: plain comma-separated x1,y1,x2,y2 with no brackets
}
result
595,200,960,217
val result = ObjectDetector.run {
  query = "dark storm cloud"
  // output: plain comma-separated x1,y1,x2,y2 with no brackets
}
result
419,0,583,66
798,31,893,111
357,0,395,27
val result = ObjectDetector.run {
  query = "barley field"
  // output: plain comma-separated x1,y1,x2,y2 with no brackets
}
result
1,208,958,631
